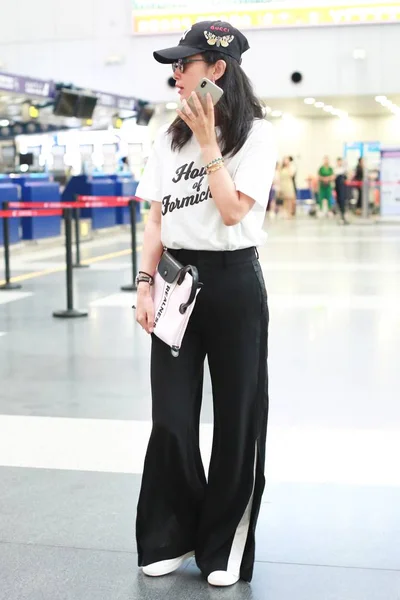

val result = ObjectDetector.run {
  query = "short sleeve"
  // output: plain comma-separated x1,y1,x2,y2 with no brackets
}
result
233,120,277,209
136,126,167,203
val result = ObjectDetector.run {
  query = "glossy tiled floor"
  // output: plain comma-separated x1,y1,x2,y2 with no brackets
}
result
1,216,400,599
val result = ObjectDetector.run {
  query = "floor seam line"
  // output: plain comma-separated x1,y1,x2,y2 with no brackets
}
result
254,559,400,573
0,539,137,555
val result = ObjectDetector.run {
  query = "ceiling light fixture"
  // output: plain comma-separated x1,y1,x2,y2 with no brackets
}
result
314,102,325,108
323,105,334,112
270,110,283,118
0,119,9,127
304,97,315,105
376,95,400,114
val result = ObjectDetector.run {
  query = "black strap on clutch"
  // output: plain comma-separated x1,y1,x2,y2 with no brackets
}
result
157,250,200,314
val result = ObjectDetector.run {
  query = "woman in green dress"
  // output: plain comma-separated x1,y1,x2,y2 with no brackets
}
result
318,156,334,214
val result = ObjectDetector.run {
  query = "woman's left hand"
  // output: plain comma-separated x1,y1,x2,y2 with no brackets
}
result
177,92,217,149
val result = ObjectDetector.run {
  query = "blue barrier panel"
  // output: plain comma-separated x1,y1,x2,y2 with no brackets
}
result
63,174,117,230
11,173,50,186
115,178,139,224
297,188,312,201
0,184,20,245
80,179,117,229
62,175,87,202
21,182,61,240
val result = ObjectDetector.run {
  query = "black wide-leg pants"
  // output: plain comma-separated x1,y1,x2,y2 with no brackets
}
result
136,247,269,582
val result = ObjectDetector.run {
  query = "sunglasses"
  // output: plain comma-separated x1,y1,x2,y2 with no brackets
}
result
171,58,207,73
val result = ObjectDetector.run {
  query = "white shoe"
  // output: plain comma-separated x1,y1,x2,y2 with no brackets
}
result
142,551,194,577
207,570,240,587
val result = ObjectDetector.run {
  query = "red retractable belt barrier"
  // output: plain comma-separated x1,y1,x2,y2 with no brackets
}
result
7,200,130,210
0,207,64,291
0,209,62,218
1,195,140,306
345,180,400,187
76,195,141,203
4,196,142,211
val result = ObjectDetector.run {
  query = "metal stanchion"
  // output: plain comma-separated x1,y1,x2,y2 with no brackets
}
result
53,208,88,318
121,199,138,292
0,202,22,291
73,198,89,269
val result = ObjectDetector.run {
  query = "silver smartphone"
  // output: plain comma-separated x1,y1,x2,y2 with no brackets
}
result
186,77,224,114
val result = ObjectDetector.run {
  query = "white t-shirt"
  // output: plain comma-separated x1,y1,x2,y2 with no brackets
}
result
136,119,277,251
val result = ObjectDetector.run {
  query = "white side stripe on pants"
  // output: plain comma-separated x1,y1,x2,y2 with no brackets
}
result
226,441,258,575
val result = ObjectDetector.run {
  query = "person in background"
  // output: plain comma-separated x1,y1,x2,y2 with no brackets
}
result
318,156,334,216
354,157,364,214
267,161,280,218
334,157,348,225
288,156,297,211
119,156,131,174
280,156,297,218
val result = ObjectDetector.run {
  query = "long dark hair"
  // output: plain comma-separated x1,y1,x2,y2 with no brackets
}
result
167,51,264,157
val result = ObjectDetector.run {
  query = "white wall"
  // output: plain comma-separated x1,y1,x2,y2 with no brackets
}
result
0,0,399,102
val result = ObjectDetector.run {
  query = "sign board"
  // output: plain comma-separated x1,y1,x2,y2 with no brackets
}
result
90,91,138,112
380,148,400,217
132,1,400,34
0,71,138,112
0,72,55,98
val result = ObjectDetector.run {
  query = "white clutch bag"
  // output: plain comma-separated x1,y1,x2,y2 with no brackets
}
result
151,250,201,357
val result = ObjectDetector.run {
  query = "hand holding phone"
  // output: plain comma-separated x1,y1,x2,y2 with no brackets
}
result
186,78,224,114
177,77,222,147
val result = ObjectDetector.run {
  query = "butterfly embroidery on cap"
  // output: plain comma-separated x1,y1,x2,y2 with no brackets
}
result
204,31,235,47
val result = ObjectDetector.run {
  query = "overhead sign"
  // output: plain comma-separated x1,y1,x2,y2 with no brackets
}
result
0,71,138,112
132,1,400,34
90,91,138,112
0,72,55,98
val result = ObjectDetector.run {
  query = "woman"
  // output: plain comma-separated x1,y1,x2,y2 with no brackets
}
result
135,20,276,588
354,157,364,214
268,161,281,217
318,155,334,215
279,156,296,217
334,157,348,224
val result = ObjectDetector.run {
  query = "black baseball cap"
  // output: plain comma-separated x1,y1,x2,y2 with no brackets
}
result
153,20,250,65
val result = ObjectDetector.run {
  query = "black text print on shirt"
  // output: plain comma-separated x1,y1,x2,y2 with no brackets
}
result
172,161,206,183
162,187,212,215
162,160,212,215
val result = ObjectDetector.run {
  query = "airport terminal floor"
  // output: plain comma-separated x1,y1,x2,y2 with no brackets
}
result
0,216,400,599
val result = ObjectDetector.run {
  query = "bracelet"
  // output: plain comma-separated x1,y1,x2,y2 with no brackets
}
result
136,273,154,286
205,157,224,170
206,162,224,175
139,270,153,280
